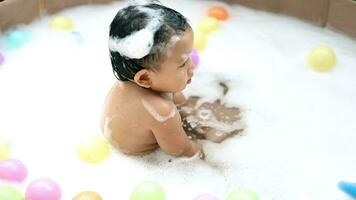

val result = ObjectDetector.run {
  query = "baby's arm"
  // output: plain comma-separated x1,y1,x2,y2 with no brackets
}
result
173,92,191,118
150,105,201,157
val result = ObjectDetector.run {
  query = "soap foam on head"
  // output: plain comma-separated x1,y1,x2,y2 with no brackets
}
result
109,5,163,59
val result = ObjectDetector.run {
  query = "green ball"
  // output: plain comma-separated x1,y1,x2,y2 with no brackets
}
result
0,185,23,200
226,188,260,200
130,181,166,200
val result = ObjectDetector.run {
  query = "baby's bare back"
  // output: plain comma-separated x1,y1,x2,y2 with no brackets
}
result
100,82,159,155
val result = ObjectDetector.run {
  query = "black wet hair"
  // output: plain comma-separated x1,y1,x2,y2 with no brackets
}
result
109,1,190,81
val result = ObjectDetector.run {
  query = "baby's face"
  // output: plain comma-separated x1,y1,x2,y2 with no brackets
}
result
149,28,195,93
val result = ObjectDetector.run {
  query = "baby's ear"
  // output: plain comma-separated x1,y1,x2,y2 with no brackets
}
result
134,69,152,88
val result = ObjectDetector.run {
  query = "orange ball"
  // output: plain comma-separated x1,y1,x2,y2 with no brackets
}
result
208,6,230,21
73,191,103,200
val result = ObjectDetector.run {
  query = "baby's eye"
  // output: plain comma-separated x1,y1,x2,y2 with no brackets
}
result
179,60,188,68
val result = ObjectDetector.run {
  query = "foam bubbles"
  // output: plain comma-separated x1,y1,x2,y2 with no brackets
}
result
109,6,162,59
142,99,176,122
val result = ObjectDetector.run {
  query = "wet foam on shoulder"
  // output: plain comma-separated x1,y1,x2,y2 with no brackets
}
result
141,99,177,122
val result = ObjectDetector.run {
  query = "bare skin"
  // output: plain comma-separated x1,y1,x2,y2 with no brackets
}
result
101,28,202,158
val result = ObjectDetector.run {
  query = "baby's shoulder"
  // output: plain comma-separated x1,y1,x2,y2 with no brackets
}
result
141,93,177,121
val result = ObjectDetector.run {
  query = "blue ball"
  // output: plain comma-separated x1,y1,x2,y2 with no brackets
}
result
338,181,356,198
4,29,30,49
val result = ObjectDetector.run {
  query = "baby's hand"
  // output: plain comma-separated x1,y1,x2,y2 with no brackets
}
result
191,141,205,160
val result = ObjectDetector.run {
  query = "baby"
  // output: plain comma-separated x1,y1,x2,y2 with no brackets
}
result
100,1,203,158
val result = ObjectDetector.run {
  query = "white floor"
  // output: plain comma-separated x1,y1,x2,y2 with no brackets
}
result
0,0,356,199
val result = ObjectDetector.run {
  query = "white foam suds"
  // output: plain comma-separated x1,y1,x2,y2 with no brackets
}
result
165,35,182,56
141,99,176,122
103,117,113,139
1,0,356,199
108,6,162,59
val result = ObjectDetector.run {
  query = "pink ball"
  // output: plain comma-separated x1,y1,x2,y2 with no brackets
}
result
0,53,5,65
26,178,62,200
0,158,28,182
194,193,219,200
191,49,200,67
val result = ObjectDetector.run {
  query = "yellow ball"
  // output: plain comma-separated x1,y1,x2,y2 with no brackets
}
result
196,17,220,35
50,16,75,31
76,136,110,164
308,45,336,72
0,143,11,160
194,31,208,52
73,191,103,200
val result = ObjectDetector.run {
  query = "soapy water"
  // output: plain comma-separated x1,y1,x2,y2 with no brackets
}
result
0,0,356,199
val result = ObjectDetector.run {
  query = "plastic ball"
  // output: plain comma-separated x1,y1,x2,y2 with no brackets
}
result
194,32,208,52
4,29,30,49
26,178,62,200
0,185,23,200
0,159,28,182
0,53,5,65
0,143,11,160
50,16,75,31
76,136,110,164
196,17,220,35
73,191,103,200
226,188,260,200
191,49,200,67
130,181,166,200
308,45,336,72
70,31,85,44
338,181,356,198
194,193,219,200
208,6,230,21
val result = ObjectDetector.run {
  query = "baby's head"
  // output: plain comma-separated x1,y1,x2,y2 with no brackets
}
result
109,1,194,92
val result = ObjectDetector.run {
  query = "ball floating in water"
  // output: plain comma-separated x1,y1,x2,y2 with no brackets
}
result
194,193,219,200
73,191,103,200
130,181,166,200
194,32,208,52
208,6,230,21
0,53,5,65
76,136,110,164
191,49,200,67
70,31,85,44
308,45,336,72
0,143,11,160
0,185,23,200
0,159,28,182
26,178,62,200
338,181,356,198
196,17,220,35
50,16,75,31
4,29,30,49
226,188,260,200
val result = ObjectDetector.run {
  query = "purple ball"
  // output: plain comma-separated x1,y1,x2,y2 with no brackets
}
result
0,158,28,182
194,193,219,200
26,178,62,200
191,49,200,67
0,53,5,65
